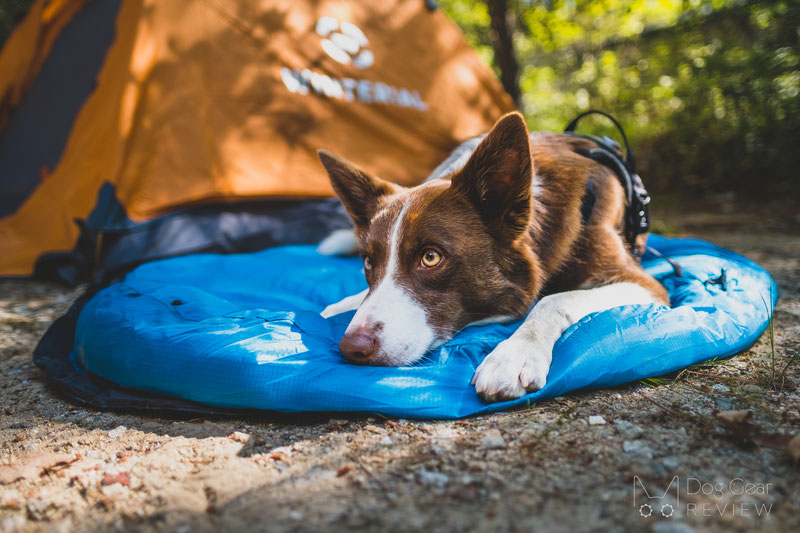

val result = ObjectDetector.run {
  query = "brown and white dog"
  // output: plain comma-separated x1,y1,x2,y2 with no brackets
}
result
317,112,668,402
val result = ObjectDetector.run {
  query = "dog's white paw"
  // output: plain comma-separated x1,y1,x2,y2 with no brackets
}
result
317,229,359,256
471,338,551,402
320,300,351,318
320,289,368,318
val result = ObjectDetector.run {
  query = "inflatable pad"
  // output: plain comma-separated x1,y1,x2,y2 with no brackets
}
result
72,235,777,419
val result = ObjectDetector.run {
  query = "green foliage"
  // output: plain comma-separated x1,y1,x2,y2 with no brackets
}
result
439,0,800,196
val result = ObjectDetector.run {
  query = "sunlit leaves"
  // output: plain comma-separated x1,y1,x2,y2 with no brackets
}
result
438,0,800,195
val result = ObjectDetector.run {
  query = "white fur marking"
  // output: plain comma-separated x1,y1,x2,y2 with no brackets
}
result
345,200,435,366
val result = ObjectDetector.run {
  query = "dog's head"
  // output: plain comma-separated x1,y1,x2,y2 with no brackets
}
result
319,113,542,366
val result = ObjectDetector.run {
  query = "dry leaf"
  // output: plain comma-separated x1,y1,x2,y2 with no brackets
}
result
714,410,799,465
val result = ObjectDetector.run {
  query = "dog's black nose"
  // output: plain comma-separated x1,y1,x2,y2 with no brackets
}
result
339,328,379,363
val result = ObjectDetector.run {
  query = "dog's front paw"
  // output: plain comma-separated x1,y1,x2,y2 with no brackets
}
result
471,338,551,403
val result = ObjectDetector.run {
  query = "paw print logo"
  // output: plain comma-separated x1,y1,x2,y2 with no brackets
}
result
661,504,674,518
639,504,653,517
316,17,374,69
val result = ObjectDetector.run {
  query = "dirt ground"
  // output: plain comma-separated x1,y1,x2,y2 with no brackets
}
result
1,198,798,533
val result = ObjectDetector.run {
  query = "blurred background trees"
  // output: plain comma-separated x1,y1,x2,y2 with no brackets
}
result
442,0,799,198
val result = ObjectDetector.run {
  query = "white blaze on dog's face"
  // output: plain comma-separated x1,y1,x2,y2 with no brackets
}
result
318,112,541,366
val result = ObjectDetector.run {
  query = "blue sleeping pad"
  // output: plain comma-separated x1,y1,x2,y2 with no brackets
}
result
72,235,777,419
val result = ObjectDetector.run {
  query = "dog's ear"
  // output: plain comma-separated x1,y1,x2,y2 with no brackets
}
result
450,112,533,237
318,150,399,231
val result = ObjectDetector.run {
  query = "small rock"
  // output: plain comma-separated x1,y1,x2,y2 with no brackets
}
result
480,429,507,450
0,489,21,508
430,439,455,455
101,482,128,499
459,474,475,485
0,515,26,533
289,510,303,520
588,415,606,426
229,431,250,443
714,395,733,410
417,468,449,489
102,471,131,487
615,420,645,439
107,426,127,439
623,440,654,460
740,384,764,394
711,383,730,393
326,419,349,430
379,436,392,446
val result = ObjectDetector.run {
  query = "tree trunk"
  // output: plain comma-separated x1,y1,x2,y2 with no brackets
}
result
486,0,521,107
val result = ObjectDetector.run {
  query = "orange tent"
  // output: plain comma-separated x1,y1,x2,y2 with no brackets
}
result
0,0,512,279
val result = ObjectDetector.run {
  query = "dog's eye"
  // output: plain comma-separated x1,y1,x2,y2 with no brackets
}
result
420,250,442,268
363,256,372,270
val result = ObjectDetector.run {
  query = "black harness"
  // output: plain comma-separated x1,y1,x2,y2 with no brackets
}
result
563,110,651,257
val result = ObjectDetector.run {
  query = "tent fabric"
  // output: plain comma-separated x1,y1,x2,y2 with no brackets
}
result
0,0,93,133
0,0,513,278
61,235,777,420
0,0,123,220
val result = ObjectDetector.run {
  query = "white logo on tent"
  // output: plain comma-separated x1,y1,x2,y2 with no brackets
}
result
316,17,374,69
279,16,427,111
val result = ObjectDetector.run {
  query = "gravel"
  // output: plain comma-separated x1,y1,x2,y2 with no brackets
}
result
0,201,798,532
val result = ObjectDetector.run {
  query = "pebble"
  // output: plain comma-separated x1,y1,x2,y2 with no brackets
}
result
714,395,733,410
0,489,21,508
588,415,606,426
101,483,128,499
289,511,303,521
326,419,349,430
417,467,450,488
711,383,730,393
379,436,392,446
0,515,26,533
107,426,127,439
615,420,645,439
740,384,764,394
229,431,250,443
480,429,507,450
623,440,654,460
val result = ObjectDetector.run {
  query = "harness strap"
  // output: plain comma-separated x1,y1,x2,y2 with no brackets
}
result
564,110,651,257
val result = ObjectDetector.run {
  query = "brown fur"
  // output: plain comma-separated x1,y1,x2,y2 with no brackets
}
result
319,112,668,352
